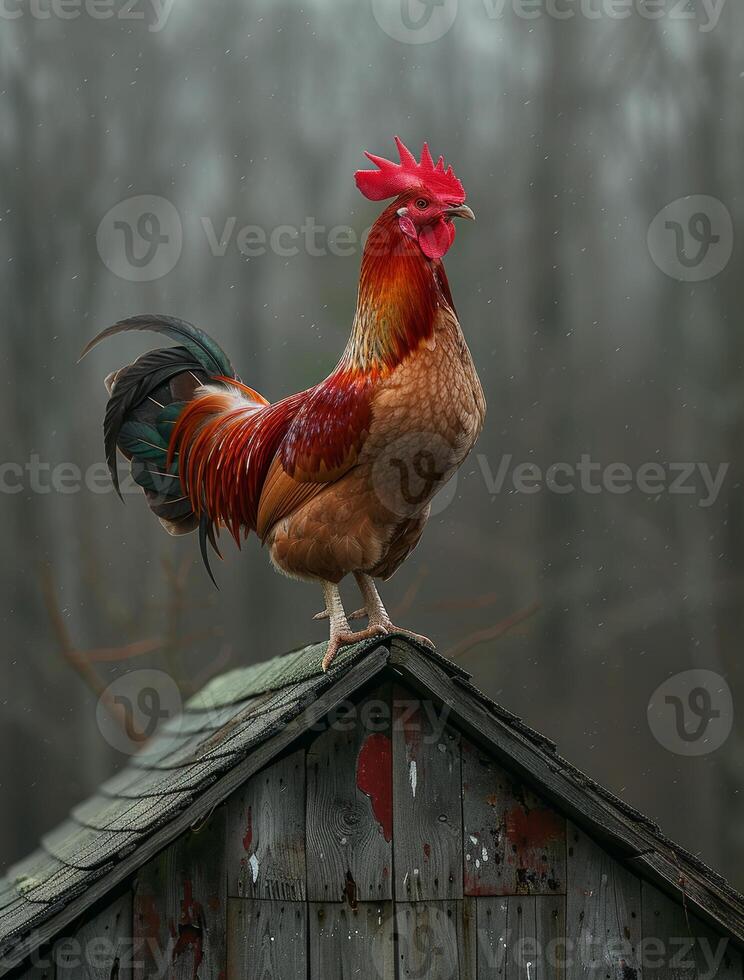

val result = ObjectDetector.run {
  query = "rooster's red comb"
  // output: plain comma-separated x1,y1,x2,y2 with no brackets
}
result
355,137,466,204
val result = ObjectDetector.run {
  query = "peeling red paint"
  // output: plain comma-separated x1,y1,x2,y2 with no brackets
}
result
242,806,253,852
133,893,161,973
423,842,431,860
172,879,205,980
356,733,393,842
134,893,160,939
505,805,563,847
463,875,491,897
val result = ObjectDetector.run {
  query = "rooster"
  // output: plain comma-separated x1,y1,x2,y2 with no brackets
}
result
82,138,485,670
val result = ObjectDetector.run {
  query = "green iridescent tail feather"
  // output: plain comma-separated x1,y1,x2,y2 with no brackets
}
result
80,315,236,567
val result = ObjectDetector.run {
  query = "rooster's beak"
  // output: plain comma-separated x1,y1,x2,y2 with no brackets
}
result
445,204,475,221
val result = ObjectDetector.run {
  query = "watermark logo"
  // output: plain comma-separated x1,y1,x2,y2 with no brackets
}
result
371,0,458,43
97,669,182,754
370,431,458,518
370,0,727,42
96,194,183,282
0,451,730,511
647,669,733,756
10,928,729,979
0,0,175,30
647,195,734,283
478,454,729,509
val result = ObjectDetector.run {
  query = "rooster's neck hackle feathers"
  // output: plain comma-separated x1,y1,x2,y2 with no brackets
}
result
343,200,453,373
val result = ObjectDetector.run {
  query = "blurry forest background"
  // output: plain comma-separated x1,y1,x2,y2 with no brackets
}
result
2,0,744,887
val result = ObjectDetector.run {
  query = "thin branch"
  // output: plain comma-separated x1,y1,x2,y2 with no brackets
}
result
426,591,503,613
391,564,429,619
445,602,541,661
81,637,165,663
41,565,130,733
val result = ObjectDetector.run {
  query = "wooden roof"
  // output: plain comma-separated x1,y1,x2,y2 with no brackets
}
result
1,635,743,975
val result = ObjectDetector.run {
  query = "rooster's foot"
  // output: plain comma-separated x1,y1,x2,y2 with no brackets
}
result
369,620,434,650
322,625,388,672
351,573,435,651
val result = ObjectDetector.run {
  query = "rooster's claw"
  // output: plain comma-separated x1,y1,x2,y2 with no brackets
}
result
322,624,387,672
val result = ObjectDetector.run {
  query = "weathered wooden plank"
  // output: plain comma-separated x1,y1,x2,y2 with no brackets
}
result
458,897,478,980
13,959,55,980
641,881,742,980
476,898,508,977
396,901,474,980
133,806,226,980
1,649,391,976
226,747,306,901
393,686,463,901
309,902,394,979
565,822,641,980
307,685,393,903
389,647,744,947
227,898,306,980
462,739,566,896
57,891,132,980
476,895,566,979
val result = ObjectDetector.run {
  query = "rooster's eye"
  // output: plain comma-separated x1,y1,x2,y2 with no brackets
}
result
415,198,428,210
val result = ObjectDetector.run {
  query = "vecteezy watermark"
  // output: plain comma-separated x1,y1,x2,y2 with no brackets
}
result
0,0,174,30
96,194,183,282
97,669,182,754
648,195,734,283
305,697,451,742
199,216,367,260
648,670,733,757
0,452,731,510
0,455,137,495
10,928,731,978
96,196,375,282
480,0,727,31
370,0,727,43
477,454,730,508
375,920,730,980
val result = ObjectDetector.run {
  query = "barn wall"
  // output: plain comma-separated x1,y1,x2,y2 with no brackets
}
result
13,679,744,980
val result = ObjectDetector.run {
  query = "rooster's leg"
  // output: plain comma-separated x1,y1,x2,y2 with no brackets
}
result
313,607,367,622
321,580,387,672
353,573,434,649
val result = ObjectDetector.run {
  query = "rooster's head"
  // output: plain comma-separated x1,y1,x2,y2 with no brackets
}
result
355,136,474,261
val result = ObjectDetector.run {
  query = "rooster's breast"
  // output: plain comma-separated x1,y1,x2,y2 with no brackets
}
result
267,310,485,584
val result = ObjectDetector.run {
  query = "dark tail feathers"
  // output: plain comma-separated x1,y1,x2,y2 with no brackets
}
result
80,314,236,546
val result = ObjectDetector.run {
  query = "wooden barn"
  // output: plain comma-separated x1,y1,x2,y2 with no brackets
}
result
1,634,743,979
